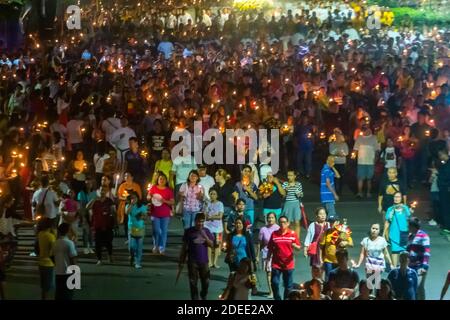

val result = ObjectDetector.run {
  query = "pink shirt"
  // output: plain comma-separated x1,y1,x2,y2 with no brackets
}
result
149,186,174,218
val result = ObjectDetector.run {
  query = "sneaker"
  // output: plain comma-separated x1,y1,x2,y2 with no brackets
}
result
29,252,37,257
152,247,158,254
135,264,142,269
214,264,220,269
89,248,95,254
83,248,90,255
428,219,438,226
124,240,129,246
159,250,165,256
96,260,102,265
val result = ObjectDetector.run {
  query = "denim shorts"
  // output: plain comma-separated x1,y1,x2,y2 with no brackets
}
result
357,165,375,180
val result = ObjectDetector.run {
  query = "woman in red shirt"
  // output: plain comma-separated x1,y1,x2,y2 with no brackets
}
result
148,172,174,255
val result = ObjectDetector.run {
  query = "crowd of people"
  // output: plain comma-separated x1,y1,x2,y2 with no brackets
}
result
0,0,449,300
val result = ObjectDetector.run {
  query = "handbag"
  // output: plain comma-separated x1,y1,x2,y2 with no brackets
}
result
307,223,325,256
130,226,144,238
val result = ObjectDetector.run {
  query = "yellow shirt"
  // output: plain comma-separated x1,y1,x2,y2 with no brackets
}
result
38,230,56,267
153,159,173,187
320,229,353,264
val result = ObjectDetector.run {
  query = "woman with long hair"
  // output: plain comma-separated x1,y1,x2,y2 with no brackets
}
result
117,172,142,238
179,170,204,229
148,172,174,255
126,191,148,268
221,258,256,300
204,188,224,268
375,279,396,300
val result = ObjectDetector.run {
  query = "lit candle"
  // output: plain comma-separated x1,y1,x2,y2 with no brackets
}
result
115,173,120,191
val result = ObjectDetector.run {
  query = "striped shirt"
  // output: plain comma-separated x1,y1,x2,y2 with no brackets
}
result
282,181,303,202
407,230,431,271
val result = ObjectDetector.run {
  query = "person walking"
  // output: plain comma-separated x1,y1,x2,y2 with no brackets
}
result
267,215,301,300
281,170,303,240
148,172,174,255
37,217,56,300
387,251,418,300
320,156,340,219
384,192,412,267
304,207,329,272
178,213,214,300
53,223,78,300
126,191,148,269
204,188,224,268
406,217,431,300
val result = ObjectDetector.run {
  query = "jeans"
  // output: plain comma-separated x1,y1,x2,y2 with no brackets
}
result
151,216,170,251
296,149,313,177
183,210,199,229
187,262,210,300
323,262,338,282
82,222,93,248
128,235,144,265
417,272,427,300
271,268,294,300
323,202,337,219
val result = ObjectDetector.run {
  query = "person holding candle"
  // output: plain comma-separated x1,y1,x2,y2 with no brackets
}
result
384,192,412,267
378,167,407,215
179,170,204,230
117,172,142,238
327,249,359,300
148,172,174,255
124,137,147,191
126,191,147,268
70,150,88,196
151,149,173,188
232,165,258,227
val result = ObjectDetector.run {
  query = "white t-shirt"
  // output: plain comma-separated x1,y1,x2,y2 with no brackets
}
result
354,135,380,165
53,237,78,275
200,175,215,200
66,119,84,145
171,156,198,186
204,200,224,233
110,127,137,152
381,147,397,168
31,187,59,219
361,236,388,261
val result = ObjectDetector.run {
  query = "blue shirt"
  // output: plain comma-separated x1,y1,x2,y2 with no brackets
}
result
388,268,418,300
320,164,335,203
77,191,97,207
127,204,148,231
232,234,248,264
233,182,258,210
157,41,174,59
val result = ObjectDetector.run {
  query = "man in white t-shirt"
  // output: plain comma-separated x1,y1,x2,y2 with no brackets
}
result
53,223,78,300
109,118,137,169
31,176,60,221
353,127,380,198
198,164,215,201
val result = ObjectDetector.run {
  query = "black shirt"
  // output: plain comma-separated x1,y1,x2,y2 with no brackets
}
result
379,178,407,211
214,181,235,208
262,184,283,209
328,267,359,291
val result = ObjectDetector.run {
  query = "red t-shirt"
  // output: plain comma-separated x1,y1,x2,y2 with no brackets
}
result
148,185,174,218
91,198,115,231
268,228,301,270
